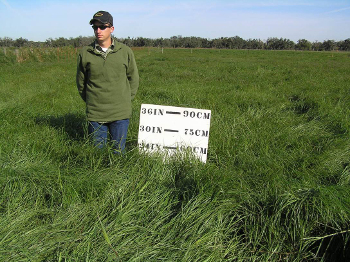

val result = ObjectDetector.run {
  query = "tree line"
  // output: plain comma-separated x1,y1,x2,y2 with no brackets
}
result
1,35,350,51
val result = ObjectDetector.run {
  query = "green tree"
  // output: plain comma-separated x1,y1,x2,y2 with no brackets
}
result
322,40,335,51
0,37,14,47
338,38,350,51
230,36,245,49
170,36,181,48
312,41,322,51
246,39,264,49
14,37,28,47
296,39,312,50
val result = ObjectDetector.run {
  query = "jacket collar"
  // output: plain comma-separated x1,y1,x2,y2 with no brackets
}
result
95,38,114,51
87,38,122,54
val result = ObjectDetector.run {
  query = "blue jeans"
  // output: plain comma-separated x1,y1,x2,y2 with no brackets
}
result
88,119,129,154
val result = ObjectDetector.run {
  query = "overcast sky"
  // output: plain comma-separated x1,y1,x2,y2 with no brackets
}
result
1,0,349,42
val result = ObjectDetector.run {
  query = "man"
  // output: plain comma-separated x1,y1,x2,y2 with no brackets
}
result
76,11,139,153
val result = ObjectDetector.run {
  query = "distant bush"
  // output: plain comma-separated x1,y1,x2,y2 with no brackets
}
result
1,36,350,51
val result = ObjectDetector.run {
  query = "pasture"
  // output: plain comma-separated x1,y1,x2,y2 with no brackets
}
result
0,47,350,261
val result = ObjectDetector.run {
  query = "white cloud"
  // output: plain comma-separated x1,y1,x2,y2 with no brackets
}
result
324,6,350,14
0,0,10,8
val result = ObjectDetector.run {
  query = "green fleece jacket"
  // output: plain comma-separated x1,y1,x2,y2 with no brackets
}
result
76,39,139,122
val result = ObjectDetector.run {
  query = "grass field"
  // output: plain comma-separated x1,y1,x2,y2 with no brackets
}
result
0,47,350,261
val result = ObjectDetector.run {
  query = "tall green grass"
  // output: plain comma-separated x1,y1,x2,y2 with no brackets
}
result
0,47,350,261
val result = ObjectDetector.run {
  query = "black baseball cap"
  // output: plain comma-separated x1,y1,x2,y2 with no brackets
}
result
89,11,113,26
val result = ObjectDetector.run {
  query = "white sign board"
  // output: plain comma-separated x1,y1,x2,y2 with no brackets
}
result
138,104,211,163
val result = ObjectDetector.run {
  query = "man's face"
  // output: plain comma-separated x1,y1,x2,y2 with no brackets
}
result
92,21,114,43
